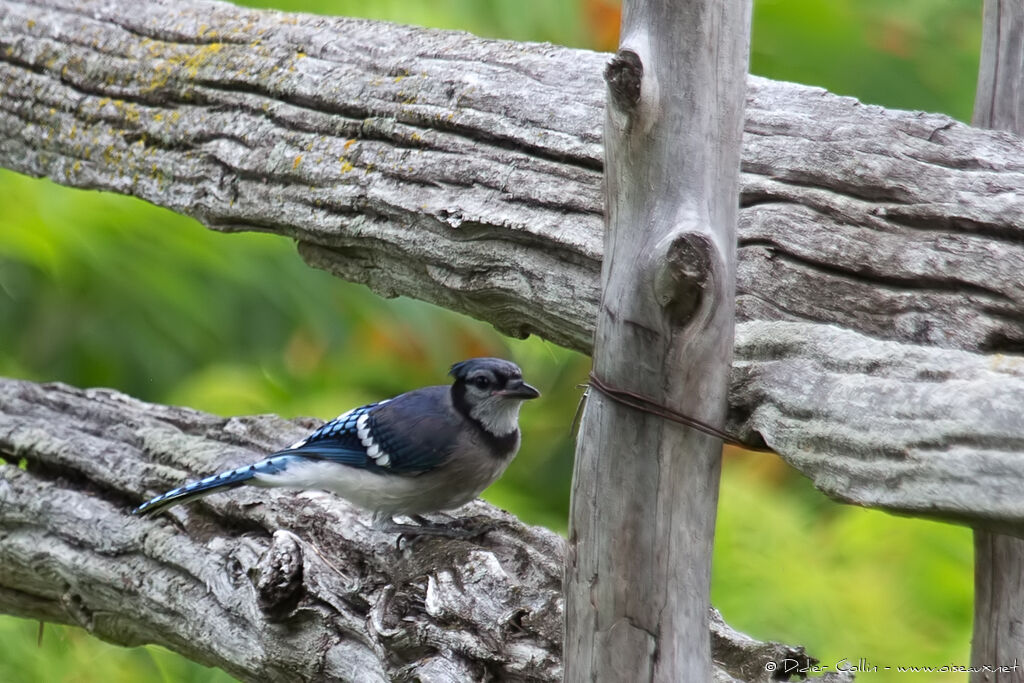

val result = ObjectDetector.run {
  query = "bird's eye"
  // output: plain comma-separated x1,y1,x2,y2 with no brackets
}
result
472,376,491,389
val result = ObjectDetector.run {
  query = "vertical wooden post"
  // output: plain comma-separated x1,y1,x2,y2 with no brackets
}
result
973,532,1024,681
971,3,1024,680
974,0,1024,131
564,0,751,680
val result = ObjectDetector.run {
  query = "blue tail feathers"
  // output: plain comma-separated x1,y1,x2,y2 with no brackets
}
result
133,456,294,516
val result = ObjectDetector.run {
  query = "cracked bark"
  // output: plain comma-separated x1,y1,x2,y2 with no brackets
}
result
0,378,835,682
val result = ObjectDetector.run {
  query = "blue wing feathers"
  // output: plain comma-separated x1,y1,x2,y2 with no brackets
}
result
364,388,461,472
296,402,377,449
282,389,457,474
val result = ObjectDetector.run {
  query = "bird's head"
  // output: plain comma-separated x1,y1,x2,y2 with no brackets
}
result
449,358,540,436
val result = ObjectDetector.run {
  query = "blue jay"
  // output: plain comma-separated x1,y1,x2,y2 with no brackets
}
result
133,358,540,536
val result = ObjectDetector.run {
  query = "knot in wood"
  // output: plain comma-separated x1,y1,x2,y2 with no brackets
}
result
653,232,714,326
254,530,305,622
605,49,643,113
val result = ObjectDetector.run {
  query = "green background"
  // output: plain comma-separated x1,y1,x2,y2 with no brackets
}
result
0,0,983,681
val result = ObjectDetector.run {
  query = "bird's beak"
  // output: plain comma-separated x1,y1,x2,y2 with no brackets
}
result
499,379,541,400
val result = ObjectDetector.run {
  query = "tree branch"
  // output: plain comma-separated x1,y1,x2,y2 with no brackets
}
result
0,377,836,682
732,322,1024,530
4,0,1024,354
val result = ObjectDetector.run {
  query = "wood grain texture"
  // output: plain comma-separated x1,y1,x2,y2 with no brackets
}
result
972,531,1024,682
975,0,1024,132
966,532,1024,679
971,6,1024,679
0,0,1022,534
731,321,1024,528
0,377,837,683
564,0,750,679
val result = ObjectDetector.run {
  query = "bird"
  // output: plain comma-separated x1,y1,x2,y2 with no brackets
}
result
133,358,540,537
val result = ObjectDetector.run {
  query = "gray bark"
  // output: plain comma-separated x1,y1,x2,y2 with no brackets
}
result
732,321,1024,529
565,0,750,679
972,531,1024,683
0,377,842,683
971,4,1024,679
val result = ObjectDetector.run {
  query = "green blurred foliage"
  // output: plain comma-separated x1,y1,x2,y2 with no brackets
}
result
752,0,981,121
714,453,973,678
240,0,593,48
0,0,982,681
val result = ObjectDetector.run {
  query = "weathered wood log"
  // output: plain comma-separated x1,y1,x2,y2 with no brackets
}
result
732,321,1024,528
0,377,844,683
2,0,1024,527
970,4,1024,679
3,0,1024,355
972,531,1024,683
565,0,750,678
